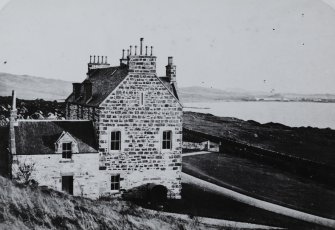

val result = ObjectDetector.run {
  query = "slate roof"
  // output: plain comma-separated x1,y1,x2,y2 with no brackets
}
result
158,77,179,100
66,65,180,107
14,120,98,155
66,67,128,107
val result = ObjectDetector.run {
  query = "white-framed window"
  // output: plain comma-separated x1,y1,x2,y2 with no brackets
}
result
162,130,172,150
111,174,120,191
110,131,121,151
62,142,72,159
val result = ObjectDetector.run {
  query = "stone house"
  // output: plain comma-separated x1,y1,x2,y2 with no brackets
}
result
6,39,183,200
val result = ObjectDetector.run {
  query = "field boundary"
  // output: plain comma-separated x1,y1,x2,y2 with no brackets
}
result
182,172,335,228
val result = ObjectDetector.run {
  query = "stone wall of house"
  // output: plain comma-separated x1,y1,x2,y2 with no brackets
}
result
12,153,100,199
66,104,99,123
97,57,182,199
65,55,183,199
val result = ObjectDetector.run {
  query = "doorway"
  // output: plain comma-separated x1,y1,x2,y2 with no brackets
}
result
62,176,73,195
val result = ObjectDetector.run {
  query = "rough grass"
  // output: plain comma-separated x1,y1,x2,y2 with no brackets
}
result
0,176,211,230
183,111,335,166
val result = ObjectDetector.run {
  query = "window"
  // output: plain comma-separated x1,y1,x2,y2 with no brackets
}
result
111,174,120,190
62,142,72,159
111,131,121,151
140,92,145,106
162,130,172,150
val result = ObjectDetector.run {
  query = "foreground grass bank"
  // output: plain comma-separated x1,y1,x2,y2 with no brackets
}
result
0,176,221,230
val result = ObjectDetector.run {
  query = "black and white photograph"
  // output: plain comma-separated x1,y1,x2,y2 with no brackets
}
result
0,0,335,229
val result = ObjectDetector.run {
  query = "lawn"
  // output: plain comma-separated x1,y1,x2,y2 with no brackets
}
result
182,152,335,220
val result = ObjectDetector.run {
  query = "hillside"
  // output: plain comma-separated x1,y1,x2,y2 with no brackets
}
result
2,72,335,103
0,73,72,101
183,111,335,166
0,175,222,230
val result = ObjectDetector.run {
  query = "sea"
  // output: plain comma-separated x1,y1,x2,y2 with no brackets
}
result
183,101,335,129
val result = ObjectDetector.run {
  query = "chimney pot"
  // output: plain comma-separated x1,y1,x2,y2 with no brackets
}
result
145,46,148,56
135,45,137,55
101,56,104,63
12,90,16,110
168,56,173,65
97,56,100,63
105,56,107,64
122,49,125,59
140,38,144,55
150,46,153,56
90,55,92,63
130,46,132,55
93,55,96,63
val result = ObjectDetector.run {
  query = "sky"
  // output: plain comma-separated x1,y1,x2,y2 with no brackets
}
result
0,0,335,94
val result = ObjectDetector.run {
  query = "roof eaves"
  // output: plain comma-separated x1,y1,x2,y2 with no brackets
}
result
156,76,183,107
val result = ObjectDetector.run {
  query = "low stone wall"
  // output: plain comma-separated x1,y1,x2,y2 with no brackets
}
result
183,128,335,188
183,141,219,152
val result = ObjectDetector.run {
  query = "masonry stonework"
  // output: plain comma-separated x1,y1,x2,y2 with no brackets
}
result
97,74,182,198
10,39,183,200
12,153,99,199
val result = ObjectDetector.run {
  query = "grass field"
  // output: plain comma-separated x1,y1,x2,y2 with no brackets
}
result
184,111,335,166
136,182,331,230
182,152,335,220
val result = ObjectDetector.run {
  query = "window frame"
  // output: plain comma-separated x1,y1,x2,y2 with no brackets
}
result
110,130,121,151
62,142,72,159
108,128,124,153
162,130,172,150
111,174,120,191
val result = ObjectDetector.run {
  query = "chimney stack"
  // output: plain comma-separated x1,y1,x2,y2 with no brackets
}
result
166,57,176,83
120,49,128,66
72,83,82,100
83,79,92,102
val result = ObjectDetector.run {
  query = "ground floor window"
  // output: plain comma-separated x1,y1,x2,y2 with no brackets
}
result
111,174,120,191
62,176,73,195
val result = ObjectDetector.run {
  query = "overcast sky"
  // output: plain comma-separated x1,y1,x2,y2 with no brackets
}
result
0,0,335,94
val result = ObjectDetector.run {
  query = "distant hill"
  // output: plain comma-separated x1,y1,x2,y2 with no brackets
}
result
0,72,72,101
179,86,335,103
1,72,335,103
179,86,266,102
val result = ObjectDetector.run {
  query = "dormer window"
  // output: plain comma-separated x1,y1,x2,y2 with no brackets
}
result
55,131,78,158
62,142,72,159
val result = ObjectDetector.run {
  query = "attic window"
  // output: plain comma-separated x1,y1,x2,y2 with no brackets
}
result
62,142,72,159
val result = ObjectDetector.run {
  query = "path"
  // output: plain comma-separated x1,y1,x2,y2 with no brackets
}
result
182,172,335,228
182,151,211,157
